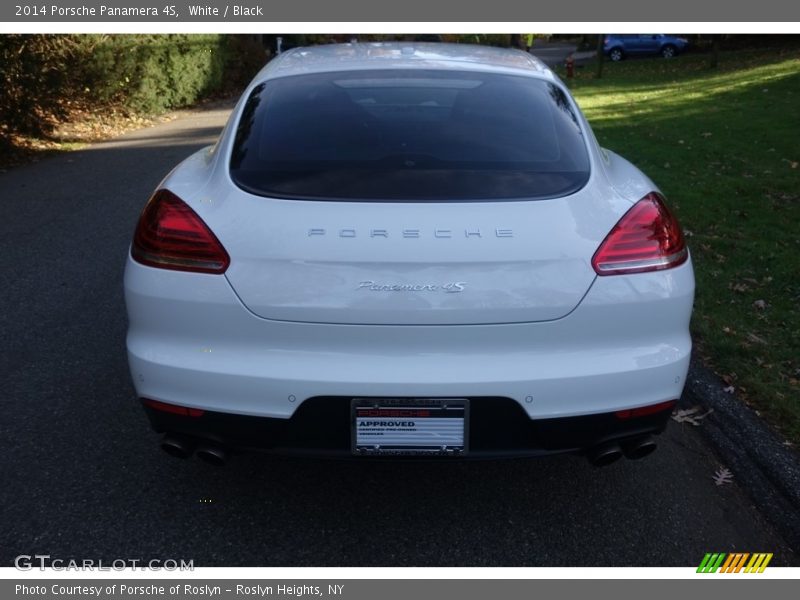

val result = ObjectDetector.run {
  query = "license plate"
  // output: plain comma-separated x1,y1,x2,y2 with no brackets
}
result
351,398,468,456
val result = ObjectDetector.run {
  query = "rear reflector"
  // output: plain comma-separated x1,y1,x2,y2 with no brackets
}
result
131,189,230,274
142,398,205,418
592,192,688,276
615,400,677,420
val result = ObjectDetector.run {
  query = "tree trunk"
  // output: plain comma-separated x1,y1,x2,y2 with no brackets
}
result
710,35,720,69
595,34,604,79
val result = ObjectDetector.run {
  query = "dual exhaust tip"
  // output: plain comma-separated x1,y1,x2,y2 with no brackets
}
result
161,434,228,466
162,433,657,467
586,436,657,467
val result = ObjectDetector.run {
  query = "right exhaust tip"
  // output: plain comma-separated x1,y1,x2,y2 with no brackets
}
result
622,436,658,460
195,444,228,466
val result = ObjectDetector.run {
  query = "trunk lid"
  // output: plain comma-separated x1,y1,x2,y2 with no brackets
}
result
215,188,620,325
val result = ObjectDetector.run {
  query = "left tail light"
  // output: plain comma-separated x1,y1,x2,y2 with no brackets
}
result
131,189,230,274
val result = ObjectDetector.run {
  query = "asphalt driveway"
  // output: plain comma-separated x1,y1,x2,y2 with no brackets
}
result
0,105,796,567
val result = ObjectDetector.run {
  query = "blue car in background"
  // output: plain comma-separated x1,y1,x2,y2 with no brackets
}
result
604,34,689,61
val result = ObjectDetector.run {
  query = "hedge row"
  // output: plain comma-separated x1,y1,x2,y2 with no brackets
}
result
0,33,526,151
0,34,264,144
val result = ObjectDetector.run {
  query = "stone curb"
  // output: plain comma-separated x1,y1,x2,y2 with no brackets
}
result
683,358,800,551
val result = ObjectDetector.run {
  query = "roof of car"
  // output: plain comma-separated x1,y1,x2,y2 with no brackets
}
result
258,42,554,81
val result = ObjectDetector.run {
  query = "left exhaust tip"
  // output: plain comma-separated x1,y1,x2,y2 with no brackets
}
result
161,434,195,459
586,442,623,467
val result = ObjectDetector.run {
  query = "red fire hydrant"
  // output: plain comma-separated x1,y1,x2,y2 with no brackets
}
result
565,56,575,78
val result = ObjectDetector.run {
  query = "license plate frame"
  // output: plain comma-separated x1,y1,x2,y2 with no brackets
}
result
351,398,469,456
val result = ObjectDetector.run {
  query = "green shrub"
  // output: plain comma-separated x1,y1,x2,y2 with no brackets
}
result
0,35,77,141
454,34,513,47
220,35,267,95
75,34,229,113
0,34,265,144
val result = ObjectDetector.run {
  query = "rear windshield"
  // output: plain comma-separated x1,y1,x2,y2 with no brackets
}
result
230,70,590,201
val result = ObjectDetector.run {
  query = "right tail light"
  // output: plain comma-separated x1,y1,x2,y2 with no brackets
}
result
592,192,688,276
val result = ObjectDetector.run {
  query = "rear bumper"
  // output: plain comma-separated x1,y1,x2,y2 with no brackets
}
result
125,256,694,423
142,397,675,459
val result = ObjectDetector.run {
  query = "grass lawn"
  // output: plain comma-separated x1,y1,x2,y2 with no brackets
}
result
564,46,800,442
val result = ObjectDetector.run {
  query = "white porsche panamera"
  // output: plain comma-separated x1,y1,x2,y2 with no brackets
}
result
124,43,694,466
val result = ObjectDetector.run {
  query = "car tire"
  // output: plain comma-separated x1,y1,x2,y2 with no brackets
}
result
609,48,623,62
661,45,676,59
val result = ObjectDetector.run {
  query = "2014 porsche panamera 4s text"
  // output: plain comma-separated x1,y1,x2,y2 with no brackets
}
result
124,43,694,466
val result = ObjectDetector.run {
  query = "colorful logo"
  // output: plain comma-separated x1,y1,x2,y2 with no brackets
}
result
697,553,773,573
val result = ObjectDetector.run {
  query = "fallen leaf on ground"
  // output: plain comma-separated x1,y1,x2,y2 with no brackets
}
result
671,407,714,426
713,467,734,486
746,332,768,345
